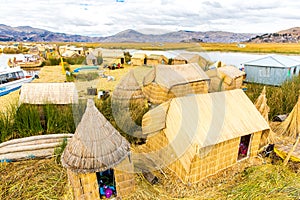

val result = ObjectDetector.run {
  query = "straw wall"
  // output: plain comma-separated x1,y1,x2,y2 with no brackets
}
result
146,130,263,184
146,59,160,66
222,76,244,90
131,58,144,66
143,81,209,104
114,157,135,198
249,131,262,157
67,169,100,200
172,60,187,65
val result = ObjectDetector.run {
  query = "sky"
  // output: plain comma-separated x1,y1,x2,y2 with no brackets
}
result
0,0,299,37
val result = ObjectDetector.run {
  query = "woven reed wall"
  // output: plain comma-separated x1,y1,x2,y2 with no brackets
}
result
146,130,263,184
114,157,135,198
131,58,144,66
147,59,160,66
143,81,208,104
222,76,244,90
249,131,262,157
172,60,187,65
67,169,100,200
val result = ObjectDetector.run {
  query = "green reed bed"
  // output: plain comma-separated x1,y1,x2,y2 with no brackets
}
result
245,75,300,119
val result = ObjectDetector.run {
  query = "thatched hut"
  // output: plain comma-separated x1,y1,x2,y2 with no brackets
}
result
146,54,168,66
86,53,97,66
131,53,147,66
61,99,135,199
112,69,145,102
143,63,210,104
101,49,125,65
142,89,270,184
112,70,148,139
19,82,78,105
206,66,245,92
173,53,199,65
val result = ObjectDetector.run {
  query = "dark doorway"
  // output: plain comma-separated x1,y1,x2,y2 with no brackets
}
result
237,134,251,160
96,169,117,199
121,58,125,64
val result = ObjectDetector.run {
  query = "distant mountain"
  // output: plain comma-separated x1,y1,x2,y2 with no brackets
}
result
247,27,300,43
0,24,257,43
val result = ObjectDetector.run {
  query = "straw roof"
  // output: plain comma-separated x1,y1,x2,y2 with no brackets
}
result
173,53,200,62
19,82,78,105
143,89,270,172
218,66,245,79
101,49,124,58
147,54,167,60
112,70,145,100
61,99,130,173
274,95,300,138
143,63,210,89
131,53,147,59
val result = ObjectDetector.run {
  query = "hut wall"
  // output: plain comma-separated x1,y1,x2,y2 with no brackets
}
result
160,131,262,184
168,137,240,184
67,169,100,200
221,76,244,90
146,59,159,66
172,60,186,65
131,58,144,66
114,157,136,198
143,81,209,105
249,131,262,157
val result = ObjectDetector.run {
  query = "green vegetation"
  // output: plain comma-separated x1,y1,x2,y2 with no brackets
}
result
95,97,149,145
245,75,300,119
0,104,75,143
223,164,300,199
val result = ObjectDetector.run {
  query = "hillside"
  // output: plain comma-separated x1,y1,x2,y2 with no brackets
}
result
0,24,256,43
248,27,300,43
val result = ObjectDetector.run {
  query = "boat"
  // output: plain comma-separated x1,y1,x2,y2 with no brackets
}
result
7,54,44,68
0,66,36,96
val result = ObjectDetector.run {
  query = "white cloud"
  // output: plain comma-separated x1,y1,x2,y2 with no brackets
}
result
0,0,299,36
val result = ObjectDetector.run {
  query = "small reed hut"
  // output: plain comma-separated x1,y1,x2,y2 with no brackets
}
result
146,54,168,66
86,52,98,66
112,70,148,137
206,65,245,92
142,89,270,184
172,53,201,65
143,63,210,104
131,53,147,66
61,99,135,199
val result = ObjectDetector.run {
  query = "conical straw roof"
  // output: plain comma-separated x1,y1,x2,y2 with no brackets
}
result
274,95,300,138
255,86,277,145
112,69,145,100
255,86,269,121
61,99,130,173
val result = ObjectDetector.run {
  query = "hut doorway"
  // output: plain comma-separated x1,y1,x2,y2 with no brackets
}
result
237,134,251,160
121,58,125,64
96,169,117,199
144,58,147,65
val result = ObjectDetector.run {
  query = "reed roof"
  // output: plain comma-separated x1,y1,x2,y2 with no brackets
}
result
218,66,245,79
61,99,130,173
173,53,200,61
143,63,209,89
112,70,145,100
19,82,78,105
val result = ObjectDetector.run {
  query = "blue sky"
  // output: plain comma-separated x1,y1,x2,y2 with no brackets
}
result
0,0,299,36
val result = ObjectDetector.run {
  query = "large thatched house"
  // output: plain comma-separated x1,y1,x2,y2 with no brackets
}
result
142,89,270,184
19,82,78,105
143,63,210,104
61,99,135,199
